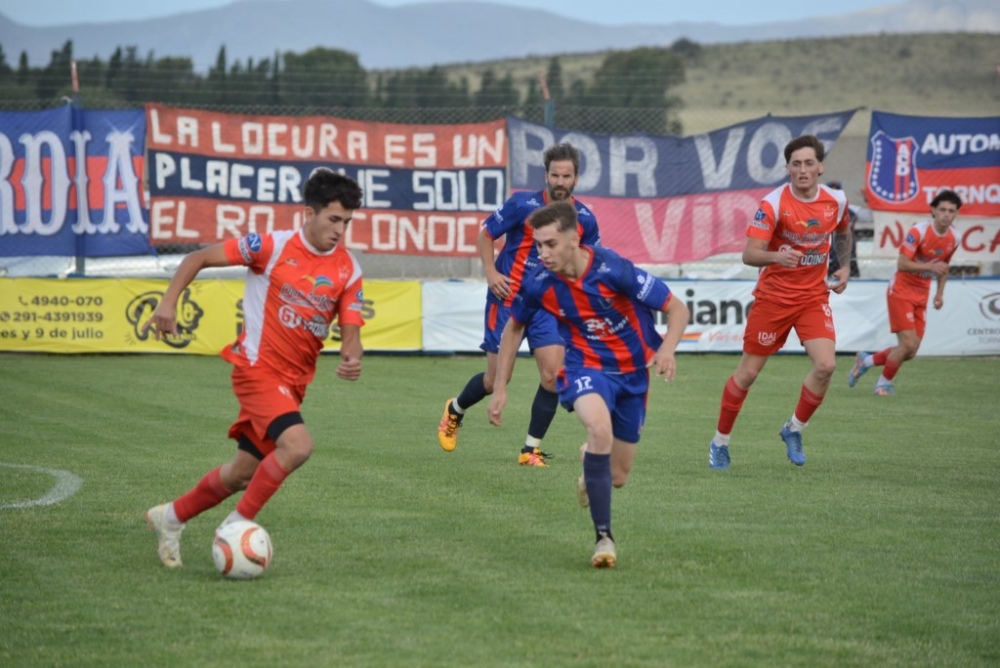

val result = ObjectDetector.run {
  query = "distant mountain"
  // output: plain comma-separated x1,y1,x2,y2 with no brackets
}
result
1,0,997,72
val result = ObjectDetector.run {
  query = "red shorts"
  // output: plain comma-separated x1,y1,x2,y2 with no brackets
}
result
227,365,306,456
743,297,836,356
886,291,926,338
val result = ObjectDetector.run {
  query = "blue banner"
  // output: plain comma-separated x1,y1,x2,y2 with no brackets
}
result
505,111,857,264
0,106,152,258
507,111,857,197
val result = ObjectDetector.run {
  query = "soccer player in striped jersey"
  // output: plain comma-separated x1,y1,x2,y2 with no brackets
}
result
438,143,601,466
848,190,961,395
143,169,365,569
708,135,853,470
487,200,689,568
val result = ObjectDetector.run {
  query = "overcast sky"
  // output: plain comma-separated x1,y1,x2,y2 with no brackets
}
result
2,0,896,28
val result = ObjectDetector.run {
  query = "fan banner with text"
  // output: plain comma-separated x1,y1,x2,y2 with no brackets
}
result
506,111,857,265
145,104,506,255
0,106,151,258
865,111,1000,262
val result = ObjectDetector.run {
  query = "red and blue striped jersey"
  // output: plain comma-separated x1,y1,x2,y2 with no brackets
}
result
511,246,674,374
482,190,600,307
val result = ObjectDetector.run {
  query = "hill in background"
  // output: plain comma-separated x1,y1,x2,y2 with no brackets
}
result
436,32,999,136
0,0,997,72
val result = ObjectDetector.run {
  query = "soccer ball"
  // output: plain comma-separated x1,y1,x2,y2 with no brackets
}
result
212,520,273,580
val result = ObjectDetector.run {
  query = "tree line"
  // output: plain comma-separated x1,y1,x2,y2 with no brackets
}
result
0,39,702,135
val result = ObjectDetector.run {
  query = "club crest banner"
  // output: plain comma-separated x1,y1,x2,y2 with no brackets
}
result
865,112,1000,217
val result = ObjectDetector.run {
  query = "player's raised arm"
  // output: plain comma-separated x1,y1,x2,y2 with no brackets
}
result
143,243,230,340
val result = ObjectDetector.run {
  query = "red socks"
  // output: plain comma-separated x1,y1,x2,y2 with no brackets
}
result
717,376,749,435
794,385,824,424
872,348,891,367
235,453,290,520
173,467,233,523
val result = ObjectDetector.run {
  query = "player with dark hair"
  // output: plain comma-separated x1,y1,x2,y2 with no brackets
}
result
487,200,689,568
144,169,366,568
848,189,962,395
438,143,601,466
708,135,853,470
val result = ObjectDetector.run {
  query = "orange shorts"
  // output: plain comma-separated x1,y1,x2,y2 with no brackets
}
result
743,297,836,356
887,291,926,338
227,364,306,456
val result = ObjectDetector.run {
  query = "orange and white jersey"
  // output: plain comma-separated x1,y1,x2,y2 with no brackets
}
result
221,230,364,385
747,183,850,306
888,220,958,303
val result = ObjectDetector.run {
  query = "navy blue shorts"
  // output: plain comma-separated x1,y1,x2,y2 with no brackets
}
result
480,300,563,354
556,367,650,443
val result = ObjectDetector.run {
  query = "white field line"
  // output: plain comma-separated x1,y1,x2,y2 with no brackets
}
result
0,463,83,509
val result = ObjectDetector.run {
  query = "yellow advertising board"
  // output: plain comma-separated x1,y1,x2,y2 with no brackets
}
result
0,278,421,354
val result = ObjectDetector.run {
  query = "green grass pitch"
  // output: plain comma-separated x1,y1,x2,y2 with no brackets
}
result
1,353,998,667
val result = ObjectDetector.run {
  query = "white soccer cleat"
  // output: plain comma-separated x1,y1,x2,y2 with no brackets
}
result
591,534,617,569
146,503,184,568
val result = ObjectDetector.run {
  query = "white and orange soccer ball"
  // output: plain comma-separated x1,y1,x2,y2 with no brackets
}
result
212,520,273,580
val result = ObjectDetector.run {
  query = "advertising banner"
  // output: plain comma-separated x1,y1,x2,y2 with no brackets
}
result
0,278,421,353
422,278,1000,356
506,111,857,264
146,104,506,256
865,111,1000,217
0,106,151,257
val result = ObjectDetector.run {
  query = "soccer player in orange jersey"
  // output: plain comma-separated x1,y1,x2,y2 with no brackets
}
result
708,135,853,469
143,169,365,568
847,190,961,396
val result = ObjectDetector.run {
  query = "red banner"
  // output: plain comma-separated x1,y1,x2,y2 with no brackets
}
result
146,104,506,252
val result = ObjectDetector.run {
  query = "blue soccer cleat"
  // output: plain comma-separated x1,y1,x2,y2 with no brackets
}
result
873,383,895,397
847,352,870,388
779,425,806,466
709,442,730,470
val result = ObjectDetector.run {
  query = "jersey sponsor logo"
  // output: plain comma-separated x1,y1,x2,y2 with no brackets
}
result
596,262,611,273
868,130,920,204
583,316,629,339
750,217,769,231
636,272,654,300
792,218,822,231
754,208,766,221
799,251,829,267
758,331,777,347
823,205,838,222
237,233,262,263
281,282,335,314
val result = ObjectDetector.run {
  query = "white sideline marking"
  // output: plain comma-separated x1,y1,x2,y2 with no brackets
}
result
0,463,83,509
